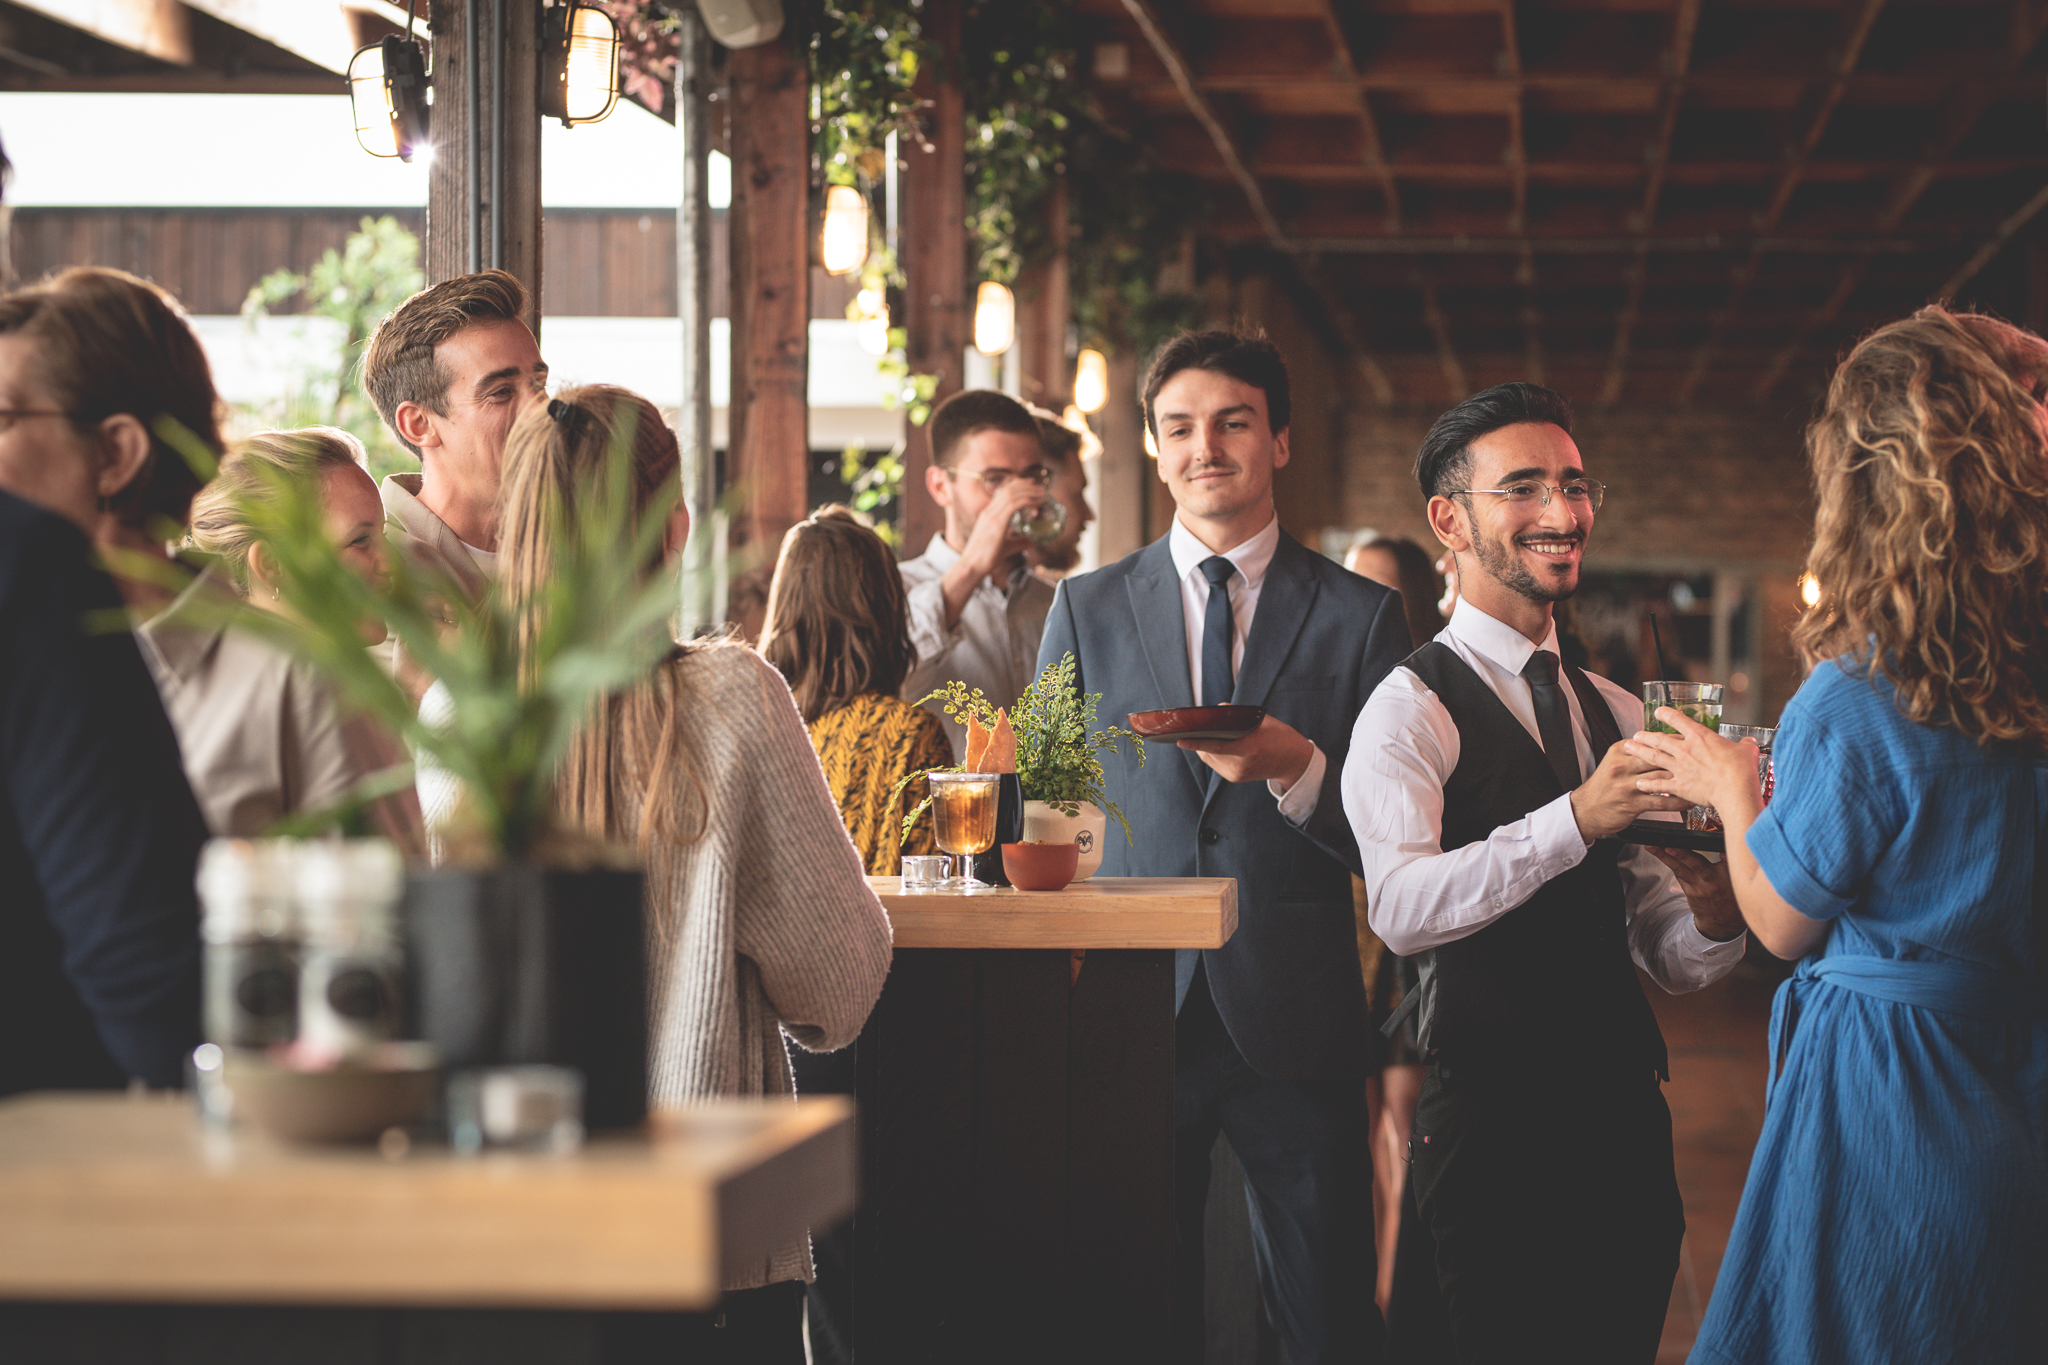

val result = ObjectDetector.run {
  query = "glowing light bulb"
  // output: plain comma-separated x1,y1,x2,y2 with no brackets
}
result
1073,348,1108,414
973,281,1015,356
820,186,870,276
1800,573,1821,608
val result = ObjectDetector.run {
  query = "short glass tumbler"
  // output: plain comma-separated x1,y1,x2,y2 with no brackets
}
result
900,855,949,892
1720,724,1778,808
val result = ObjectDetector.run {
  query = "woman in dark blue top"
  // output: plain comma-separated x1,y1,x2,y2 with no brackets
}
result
0,266,216,1094
1633,306,2048,1364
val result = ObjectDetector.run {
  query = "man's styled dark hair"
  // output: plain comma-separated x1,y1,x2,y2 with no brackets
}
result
1142,327,1291,438
1414,382,1574,500
927,389,1039,469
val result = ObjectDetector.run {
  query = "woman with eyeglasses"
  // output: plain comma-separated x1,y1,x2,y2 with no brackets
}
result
1631,307,2048,1364
0,265,211,1094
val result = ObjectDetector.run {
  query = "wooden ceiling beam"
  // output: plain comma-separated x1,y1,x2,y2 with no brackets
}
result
7,0,190,65
1601,0,1699,406
1497,1,1527,233
1677,0,1889,404
1518,246,1546,385
1119,0,1290,248
1313,0,1403,232
1760,0,1890,231
1748,0,2048,402
1414,267,1470,400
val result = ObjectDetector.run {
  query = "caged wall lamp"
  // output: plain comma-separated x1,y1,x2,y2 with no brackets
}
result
348,31,432,163
541,1,623,128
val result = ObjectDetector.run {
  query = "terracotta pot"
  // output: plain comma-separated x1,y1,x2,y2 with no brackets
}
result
1021,800,1106,880
1001,841,1080,891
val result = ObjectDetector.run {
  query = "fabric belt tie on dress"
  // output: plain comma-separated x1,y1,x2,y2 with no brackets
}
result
1765,953,2047,1101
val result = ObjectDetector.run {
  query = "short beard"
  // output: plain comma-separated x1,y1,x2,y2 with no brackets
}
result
1034,540,1081,573
1471,527,1578,605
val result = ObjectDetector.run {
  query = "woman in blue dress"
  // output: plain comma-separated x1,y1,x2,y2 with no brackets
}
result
1629,305,2048,1363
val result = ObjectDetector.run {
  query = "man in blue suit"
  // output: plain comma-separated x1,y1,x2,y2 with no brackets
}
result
1038,328,1410,1364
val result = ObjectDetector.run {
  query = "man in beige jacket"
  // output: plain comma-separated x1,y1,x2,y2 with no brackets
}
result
361,269,549,602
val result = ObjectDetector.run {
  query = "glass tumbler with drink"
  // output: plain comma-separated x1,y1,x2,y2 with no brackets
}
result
1641,681,1725,830
1010,496,1067,545
928,771,1000,890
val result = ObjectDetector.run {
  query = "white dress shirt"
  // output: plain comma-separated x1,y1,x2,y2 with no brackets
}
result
899,532,1057,761
1166,514,1324,824
1341,597,1743,992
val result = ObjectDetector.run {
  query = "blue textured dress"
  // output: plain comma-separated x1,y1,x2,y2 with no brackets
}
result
1690,661,2048,1365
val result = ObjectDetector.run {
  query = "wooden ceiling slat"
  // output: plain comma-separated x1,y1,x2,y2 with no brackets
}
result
1118,0,1291,246
1749,0,2048,401
1605,0,1706,405
1314,0,1405,230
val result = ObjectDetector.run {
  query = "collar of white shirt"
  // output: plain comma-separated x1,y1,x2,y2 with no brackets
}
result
916,531,1030,594
1167,511,1280,590
1446,594,1564,676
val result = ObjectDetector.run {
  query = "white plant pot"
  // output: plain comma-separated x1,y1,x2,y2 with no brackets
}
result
1021,800,1107,881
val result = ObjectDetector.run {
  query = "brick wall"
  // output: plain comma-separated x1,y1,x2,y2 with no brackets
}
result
1323,401,1817,722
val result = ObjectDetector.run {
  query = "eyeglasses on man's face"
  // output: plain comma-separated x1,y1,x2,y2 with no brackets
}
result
949,464,1053,494
1453,478,1605,513
0,409,87,434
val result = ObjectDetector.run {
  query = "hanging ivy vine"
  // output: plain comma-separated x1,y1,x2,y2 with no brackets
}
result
606,2,1209,374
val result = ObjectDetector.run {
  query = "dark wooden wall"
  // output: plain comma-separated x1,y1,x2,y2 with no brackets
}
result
9,208,857,320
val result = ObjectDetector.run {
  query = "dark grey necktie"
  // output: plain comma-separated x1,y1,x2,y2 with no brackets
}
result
1199,556,1236,707
1521,650,1582,792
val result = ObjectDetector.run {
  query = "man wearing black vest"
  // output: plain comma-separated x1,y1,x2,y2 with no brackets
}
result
1342,383,1747,1363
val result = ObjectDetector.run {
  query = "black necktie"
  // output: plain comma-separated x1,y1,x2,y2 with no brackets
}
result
1521,650,1582,793
1199,556,1236,707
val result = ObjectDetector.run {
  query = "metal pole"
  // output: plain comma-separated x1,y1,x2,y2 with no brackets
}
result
465,0,481,274
489,0,504,270
676,9,720,636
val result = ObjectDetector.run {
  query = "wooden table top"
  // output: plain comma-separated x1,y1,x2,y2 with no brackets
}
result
0,1091,854,1310
870,875,1238,949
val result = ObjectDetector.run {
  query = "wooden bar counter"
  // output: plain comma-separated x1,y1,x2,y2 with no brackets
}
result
0,1092,854,1361
846,876,1236,1365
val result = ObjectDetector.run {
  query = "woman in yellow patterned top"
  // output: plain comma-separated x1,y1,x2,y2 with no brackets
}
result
759,505,953,875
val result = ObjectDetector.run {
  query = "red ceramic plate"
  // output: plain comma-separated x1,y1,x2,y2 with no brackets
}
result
1126,705,1267,742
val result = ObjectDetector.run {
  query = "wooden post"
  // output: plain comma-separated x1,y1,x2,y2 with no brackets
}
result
726,27,811,562
424,0,543,336
899,0,966,556
1095,350,1152,561
1014,180,1071,410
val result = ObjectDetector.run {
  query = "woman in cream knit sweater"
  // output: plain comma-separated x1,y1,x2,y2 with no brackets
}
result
497,386,893,1357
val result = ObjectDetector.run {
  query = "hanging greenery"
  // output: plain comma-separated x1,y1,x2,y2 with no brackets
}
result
607,2,1210,386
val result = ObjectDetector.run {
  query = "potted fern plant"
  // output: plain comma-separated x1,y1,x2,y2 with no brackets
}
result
910,653,1144,880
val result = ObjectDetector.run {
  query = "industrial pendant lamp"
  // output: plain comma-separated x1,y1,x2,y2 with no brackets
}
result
347,30,432,162
542,2,623,128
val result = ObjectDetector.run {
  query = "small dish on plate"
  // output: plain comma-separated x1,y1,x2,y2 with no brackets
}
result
1126,704,1267,743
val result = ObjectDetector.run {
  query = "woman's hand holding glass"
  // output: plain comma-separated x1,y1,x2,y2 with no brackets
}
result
1625,706,1763,826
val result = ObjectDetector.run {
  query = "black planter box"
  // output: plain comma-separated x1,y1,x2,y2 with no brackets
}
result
405,865,648,1129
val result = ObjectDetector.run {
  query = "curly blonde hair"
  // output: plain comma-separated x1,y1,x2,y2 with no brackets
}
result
1795,305,2048,750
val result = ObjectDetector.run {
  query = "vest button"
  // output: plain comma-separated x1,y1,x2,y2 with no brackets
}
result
1201,829,1220,846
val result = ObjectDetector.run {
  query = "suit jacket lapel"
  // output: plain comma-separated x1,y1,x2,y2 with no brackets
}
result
1125,538,1208,792
1232,532,1316,709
